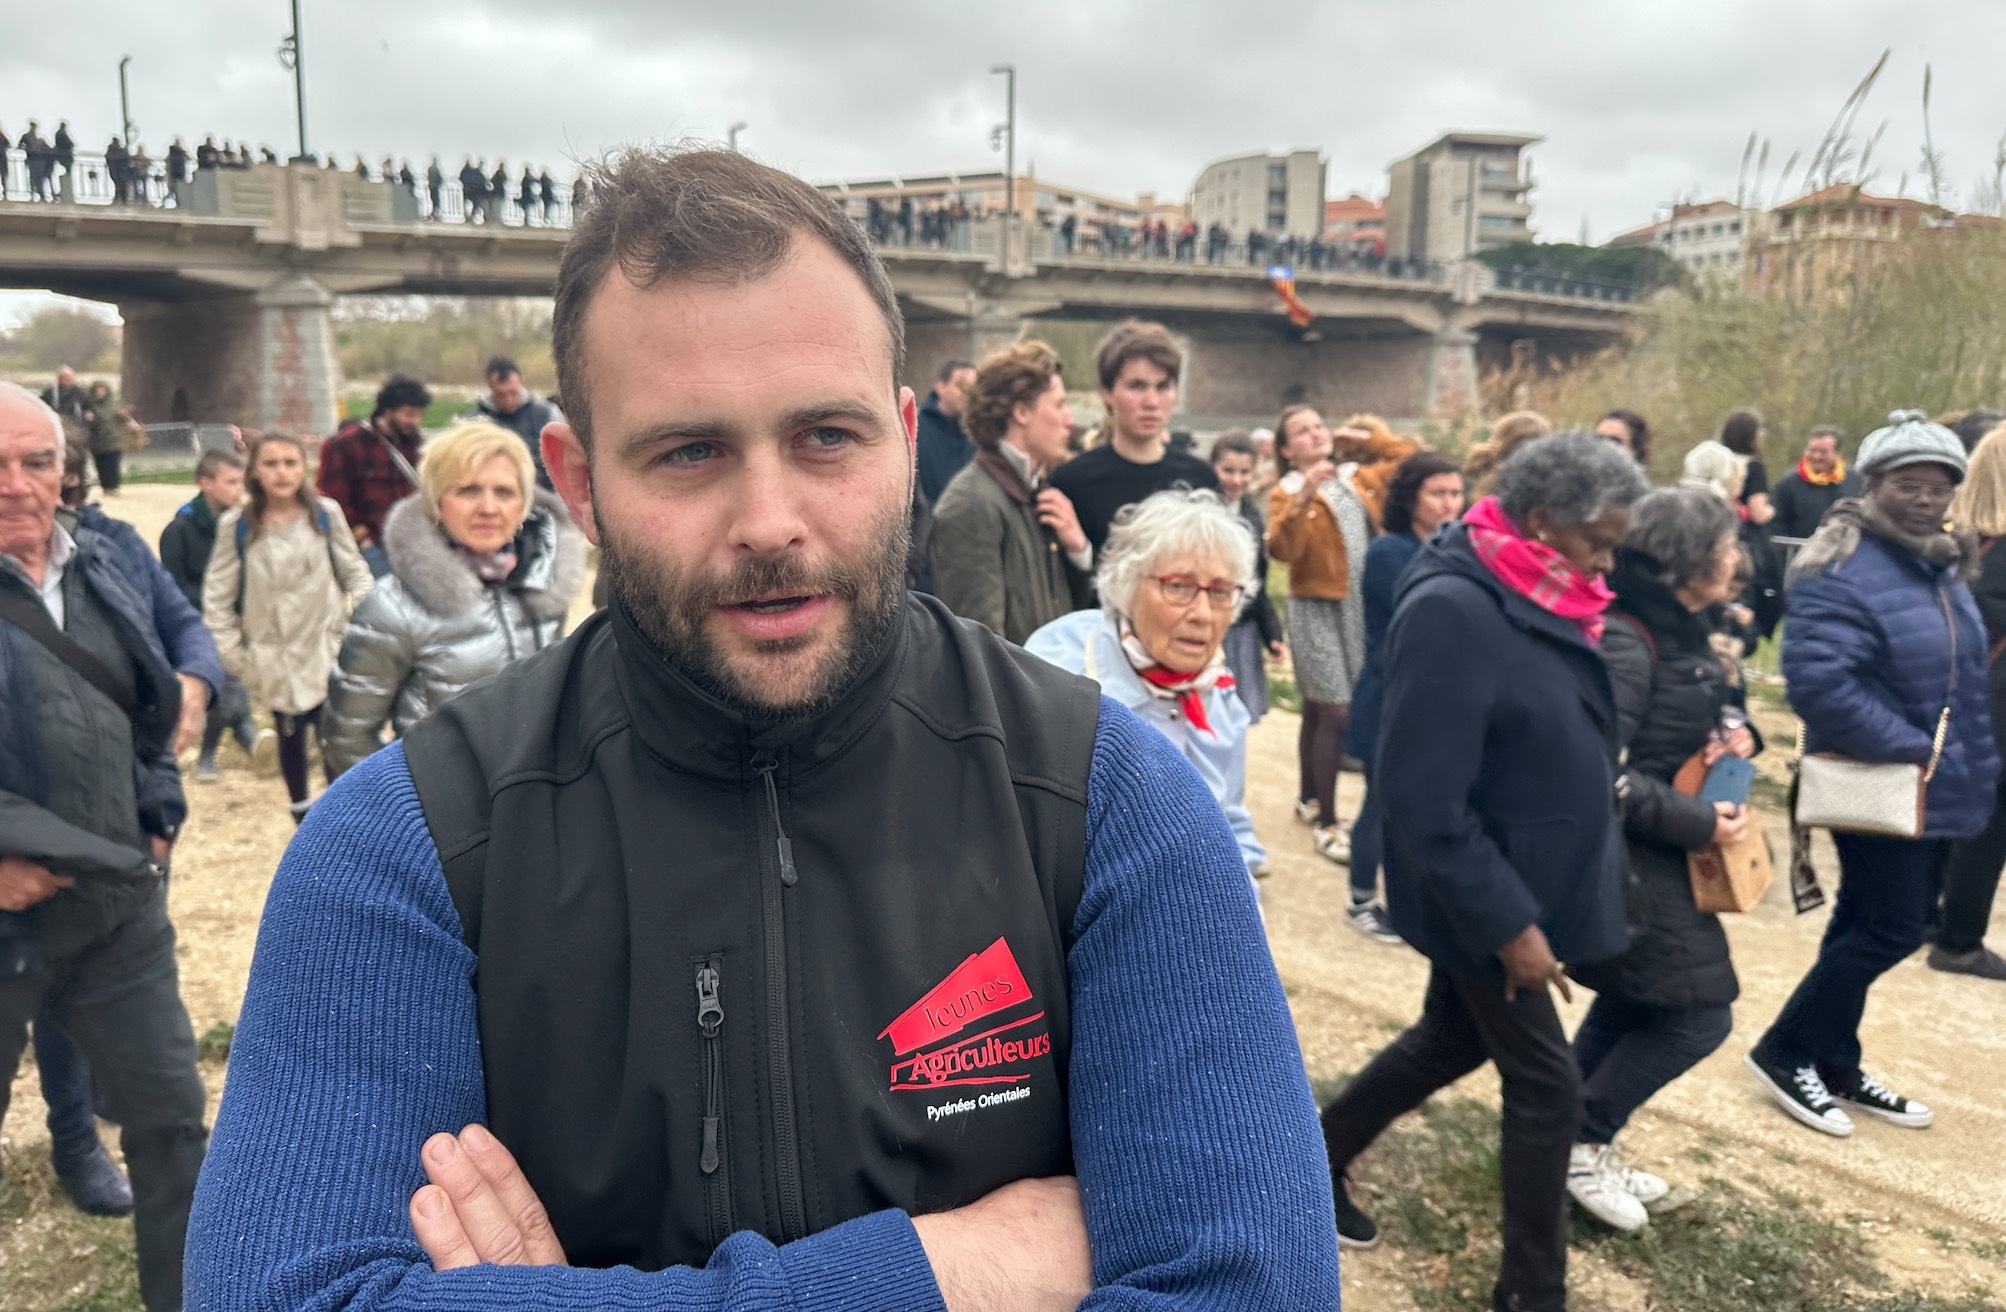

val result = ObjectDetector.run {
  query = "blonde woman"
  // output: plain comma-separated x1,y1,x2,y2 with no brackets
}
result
1463,410,1553,496
203,431,375,821
324,421,587,776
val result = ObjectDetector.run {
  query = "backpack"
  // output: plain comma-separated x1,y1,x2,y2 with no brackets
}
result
233,504,337,615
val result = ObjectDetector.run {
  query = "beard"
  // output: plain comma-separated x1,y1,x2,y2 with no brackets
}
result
600,498,911,723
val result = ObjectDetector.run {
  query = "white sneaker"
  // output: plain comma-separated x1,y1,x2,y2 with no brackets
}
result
1313,825,1351,866
1293,799,1319,826
1602,1141,1669,1205
1567,1143,1649,1232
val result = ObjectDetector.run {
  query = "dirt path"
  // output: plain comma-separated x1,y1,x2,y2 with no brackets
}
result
4,486,2004,1308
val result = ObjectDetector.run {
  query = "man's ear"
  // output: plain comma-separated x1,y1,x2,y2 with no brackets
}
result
541,422,599,546
899,386,919,478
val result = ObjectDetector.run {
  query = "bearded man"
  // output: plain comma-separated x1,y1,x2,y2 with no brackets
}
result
186,148,1337,1311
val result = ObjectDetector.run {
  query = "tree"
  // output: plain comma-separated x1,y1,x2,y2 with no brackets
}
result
1474,241,1684,289
14,306,118,372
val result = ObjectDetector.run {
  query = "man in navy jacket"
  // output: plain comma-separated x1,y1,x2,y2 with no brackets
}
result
0,381,223,1312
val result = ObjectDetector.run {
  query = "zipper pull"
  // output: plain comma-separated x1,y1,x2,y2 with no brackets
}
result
697,965,722,1035
752,754,800,887
701,1115,720,1175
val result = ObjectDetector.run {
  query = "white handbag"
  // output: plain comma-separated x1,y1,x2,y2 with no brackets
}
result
1792,592,1955,840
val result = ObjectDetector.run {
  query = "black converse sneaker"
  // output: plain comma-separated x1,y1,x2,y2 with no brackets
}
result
1833,1072,1933,1128
1346,900,1403,946
1332,1175,1379,1250
1744,1052,1855,1137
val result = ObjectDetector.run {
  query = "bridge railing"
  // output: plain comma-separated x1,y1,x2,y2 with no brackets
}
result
0,149,577,229
849,213,1452,286
1485,265,1640,303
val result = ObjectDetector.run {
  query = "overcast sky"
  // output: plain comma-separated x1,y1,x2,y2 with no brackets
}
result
7,0,2006,324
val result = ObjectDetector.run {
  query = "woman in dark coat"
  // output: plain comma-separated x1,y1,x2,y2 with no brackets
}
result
1342,451,1463,943
1748,411,1999,1138
1721,406,1784,640
1567,486,1754,1233
1319,434,1650,1309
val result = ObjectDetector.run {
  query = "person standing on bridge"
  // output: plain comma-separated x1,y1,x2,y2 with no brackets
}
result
425,156,444,219
1047,319,1218,557
318,376,431,577
469,357,564,490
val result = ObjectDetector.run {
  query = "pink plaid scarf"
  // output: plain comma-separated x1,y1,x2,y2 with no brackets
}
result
1462,496,1614,645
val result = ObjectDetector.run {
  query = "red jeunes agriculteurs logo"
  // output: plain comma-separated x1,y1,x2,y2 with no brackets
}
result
878,937,1051,1092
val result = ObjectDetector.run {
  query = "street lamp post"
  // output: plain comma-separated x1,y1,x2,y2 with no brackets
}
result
277,0,308,161
990,64,1015,259
118,56,136,146
728,122,747,152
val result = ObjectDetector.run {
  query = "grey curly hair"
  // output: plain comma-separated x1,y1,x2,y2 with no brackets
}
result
1623,485,1739,590
1094,488,1259,621
1494,430,1653,528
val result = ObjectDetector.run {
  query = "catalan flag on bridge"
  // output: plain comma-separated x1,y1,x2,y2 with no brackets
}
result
1266,265,1314,328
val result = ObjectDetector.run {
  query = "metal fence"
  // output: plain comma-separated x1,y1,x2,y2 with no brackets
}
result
130,422,244,471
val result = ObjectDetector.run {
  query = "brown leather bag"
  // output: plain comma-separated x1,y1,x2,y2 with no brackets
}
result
1675,751,1774,914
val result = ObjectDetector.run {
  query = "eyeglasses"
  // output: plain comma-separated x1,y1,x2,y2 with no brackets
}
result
1150,574,1246,609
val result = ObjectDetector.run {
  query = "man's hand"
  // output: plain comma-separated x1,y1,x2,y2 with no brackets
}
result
1036,489,1089,558
1497,924,1570,1004
173,673,209,756
911,1175,1091,1312
409,1124,568,1270
0,855,74,912
1266,639,1287,661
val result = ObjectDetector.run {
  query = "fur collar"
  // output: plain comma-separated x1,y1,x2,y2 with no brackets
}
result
381,488,587,621
1787,495,1980,586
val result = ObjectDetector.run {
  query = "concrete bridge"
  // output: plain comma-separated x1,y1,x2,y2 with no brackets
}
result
0,161,1636,434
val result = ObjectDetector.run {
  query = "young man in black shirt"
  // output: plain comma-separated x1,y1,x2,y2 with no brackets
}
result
1048,320,1218,555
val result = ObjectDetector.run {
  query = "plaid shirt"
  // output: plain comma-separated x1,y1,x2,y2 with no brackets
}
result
315,421,419,546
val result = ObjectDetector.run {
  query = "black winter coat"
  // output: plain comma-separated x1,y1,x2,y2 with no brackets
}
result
1570,552,1742,1009
1378,525,1628,976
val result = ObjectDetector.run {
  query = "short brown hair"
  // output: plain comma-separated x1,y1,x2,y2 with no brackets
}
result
1094,319,1182,391
963,341,1063,451
1210,429,1257,464
552,147,906,449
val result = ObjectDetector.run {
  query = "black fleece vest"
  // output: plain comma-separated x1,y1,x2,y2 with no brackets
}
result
402,595,1101,1269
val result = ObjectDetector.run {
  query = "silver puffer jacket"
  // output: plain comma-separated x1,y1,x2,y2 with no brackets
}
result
323,489,588,775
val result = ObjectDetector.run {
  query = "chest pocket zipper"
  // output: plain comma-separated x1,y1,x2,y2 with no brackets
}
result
695,957,733,1248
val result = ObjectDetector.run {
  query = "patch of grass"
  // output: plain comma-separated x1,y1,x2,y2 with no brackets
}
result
1972,1240,2006,1264
1928,1228,1957,1248
1686,1146,1717,1165
1333,1084,2006,1312
1773,1149,1801,1166
48,1244,141,1312
196,1020,234,1064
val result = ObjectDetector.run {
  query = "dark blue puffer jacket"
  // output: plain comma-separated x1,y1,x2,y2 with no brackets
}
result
1783,533,1999,840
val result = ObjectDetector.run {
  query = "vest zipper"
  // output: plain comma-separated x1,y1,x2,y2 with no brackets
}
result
750,752,806,1240
694,957,733,1248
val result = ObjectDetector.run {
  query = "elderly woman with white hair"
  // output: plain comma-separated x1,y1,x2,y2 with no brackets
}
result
322,421,587,776
1027,488,1267,881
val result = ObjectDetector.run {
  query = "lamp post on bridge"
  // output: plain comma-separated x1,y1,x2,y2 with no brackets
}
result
277,0,308,161
118,56,136,147
989,63,1015,262
728,122,747,152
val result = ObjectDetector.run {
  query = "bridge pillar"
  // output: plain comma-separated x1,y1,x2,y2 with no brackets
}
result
901,308,1027,391
1422,329,1480,419
122,273,343,433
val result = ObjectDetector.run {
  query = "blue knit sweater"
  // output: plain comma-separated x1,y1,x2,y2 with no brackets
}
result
185,697,1339,1310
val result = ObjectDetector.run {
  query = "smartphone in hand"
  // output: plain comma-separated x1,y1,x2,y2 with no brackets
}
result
1698,755,1757,809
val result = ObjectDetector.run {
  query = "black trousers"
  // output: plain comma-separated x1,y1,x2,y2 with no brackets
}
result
1574,995,1732,1144
0,885,208,1312
1321,964,1580,1312
92,449,123,494
1755,833,1946,1090
1941,773,2006,954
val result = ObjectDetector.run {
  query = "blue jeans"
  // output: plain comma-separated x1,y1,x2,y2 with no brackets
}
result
1754,833,1947,1091
1574,995,1732,1143
34,1003,102,1161
1349,767,1383,901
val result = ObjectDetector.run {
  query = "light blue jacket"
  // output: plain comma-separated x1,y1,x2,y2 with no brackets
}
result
1027,609,1266,880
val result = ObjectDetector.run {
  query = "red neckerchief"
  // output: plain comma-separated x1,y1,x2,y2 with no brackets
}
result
1462,496,1615,645
1796,454,1848,487
1135,663,1234,735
